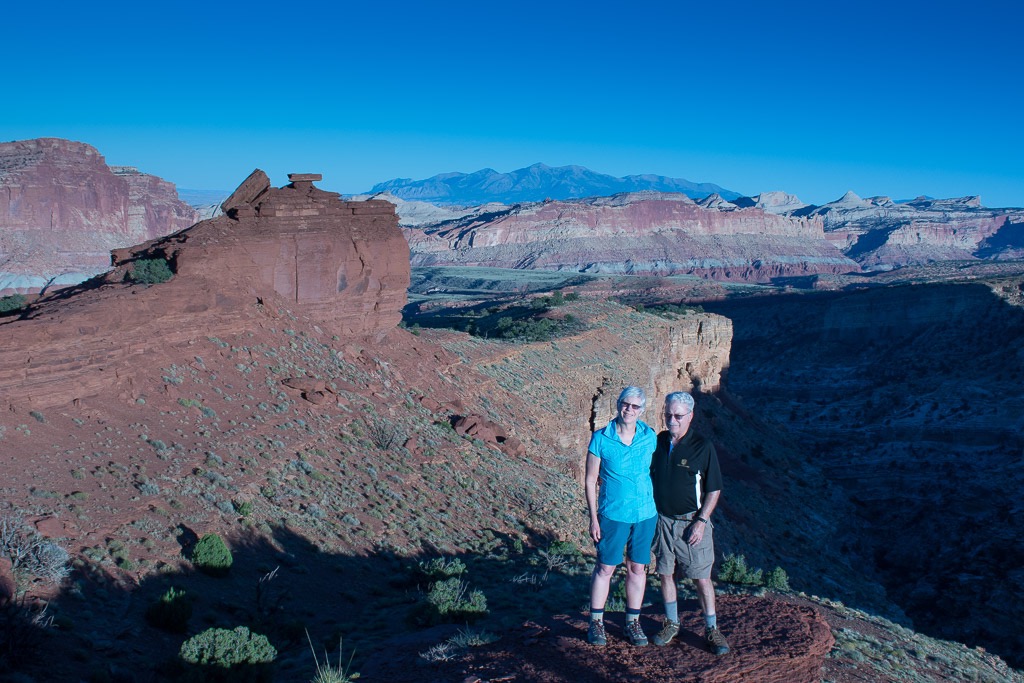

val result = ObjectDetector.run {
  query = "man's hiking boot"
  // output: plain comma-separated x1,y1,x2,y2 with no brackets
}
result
587,619,607,646
652,619,680,646
625,619,649,646
705,626,730,655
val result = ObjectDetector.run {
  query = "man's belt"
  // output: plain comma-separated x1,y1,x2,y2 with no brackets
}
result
664,511,698,521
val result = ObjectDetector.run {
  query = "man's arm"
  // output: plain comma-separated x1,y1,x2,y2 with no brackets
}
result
585,451,602,542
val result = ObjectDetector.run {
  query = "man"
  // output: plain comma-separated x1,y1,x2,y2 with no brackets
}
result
650,391,730,655
584,386,658,647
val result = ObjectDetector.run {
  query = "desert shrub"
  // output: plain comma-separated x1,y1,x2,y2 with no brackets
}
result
190,533,233,576
547,540,580,557
0,294,26,315
178,626,276,682
146,586,192,633
0,593,53,670
366,420,404,450
718,553,764,586
0,512,70,589
765,566,791,592
128,258,173,284
411,577,488,625
448,626,499,648
417,556,466,580
306,634,359,683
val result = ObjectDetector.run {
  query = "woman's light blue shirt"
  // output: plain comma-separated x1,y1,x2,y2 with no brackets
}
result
588,420,657,523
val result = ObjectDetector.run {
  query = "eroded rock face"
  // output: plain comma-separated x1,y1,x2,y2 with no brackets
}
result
768,191,1024,269
0,171,409,409
0,138,199,294
403,192,857,282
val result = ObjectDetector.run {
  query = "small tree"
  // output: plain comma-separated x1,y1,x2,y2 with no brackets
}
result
128,258,173,284
190,533,233,577
765,566,791,592
717,553,763,586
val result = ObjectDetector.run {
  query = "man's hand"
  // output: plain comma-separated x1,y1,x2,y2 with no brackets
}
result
687,520,706,546
590,518,602,543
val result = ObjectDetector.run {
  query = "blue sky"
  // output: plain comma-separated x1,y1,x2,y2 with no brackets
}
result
5,1,1022,207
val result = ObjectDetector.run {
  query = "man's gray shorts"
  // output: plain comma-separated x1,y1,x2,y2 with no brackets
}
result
653,513,714,579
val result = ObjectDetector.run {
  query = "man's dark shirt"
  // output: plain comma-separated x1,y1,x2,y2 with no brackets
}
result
650,429,723,516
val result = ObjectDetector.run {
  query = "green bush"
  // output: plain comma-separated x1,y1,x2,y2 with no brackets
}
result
417,556,466,580
179,626,276,682
128,258,173,284
146,586,192,633
717,553,763,586
411,578,488,625
0,294,26,315
493,309,587,341
765,566,791,592
190,533,233,577
547,540,580,556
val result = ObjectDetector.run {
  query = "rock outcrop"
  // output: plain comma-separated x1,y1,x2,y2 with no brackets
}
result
403,192,857,282
0,138,199,294
0,171,409,410
361,595,835,683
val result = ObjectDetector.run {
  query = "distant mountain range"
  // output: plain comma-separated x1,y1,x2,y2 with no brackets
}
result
366,162,741,205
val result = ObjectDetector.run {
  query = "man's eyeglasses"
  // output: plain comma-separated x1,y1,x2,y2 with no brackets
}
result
619,402,643,412
664,412,692,422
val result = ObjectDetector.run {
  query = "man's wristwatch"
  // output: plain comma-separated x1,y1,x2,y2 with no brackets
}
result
696,516,709,525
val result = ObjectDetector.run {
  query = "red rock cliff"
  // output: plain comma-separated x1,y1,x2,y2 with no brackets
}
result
0,138,199,294
0,170,409,409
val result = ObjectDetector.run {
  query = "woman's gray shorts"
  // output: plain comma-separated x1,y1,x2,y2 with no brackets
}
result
653,513,714,579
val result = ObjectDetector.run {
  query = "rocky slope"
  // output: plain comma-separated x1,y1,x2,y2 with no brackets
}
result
0,138,199,295
404,192,858,283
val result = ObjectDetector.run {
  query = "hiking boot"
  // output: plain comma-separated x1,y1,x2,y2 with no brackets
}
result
705,626,730,655
587,619,607,646
625,619,649,646
652,619,680,646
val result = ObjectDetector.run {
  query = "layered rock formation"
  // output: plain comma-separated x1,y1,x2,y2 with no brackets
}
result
0,171,409,409
404,192,857,282
727,190,1024,270
0,138,199,294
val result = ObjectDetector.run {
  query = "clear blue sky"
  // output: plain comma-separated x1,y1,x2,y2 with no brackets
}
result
5,0,1022,207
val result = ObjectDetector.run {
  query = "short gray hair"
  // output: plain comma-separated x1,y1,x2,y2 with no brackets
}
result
617,386,647,409
664,391,694,413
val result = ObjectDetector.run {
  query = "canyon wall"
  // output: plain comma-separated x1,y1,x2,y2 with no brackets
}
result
0,138,199,294
404,193,857,282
